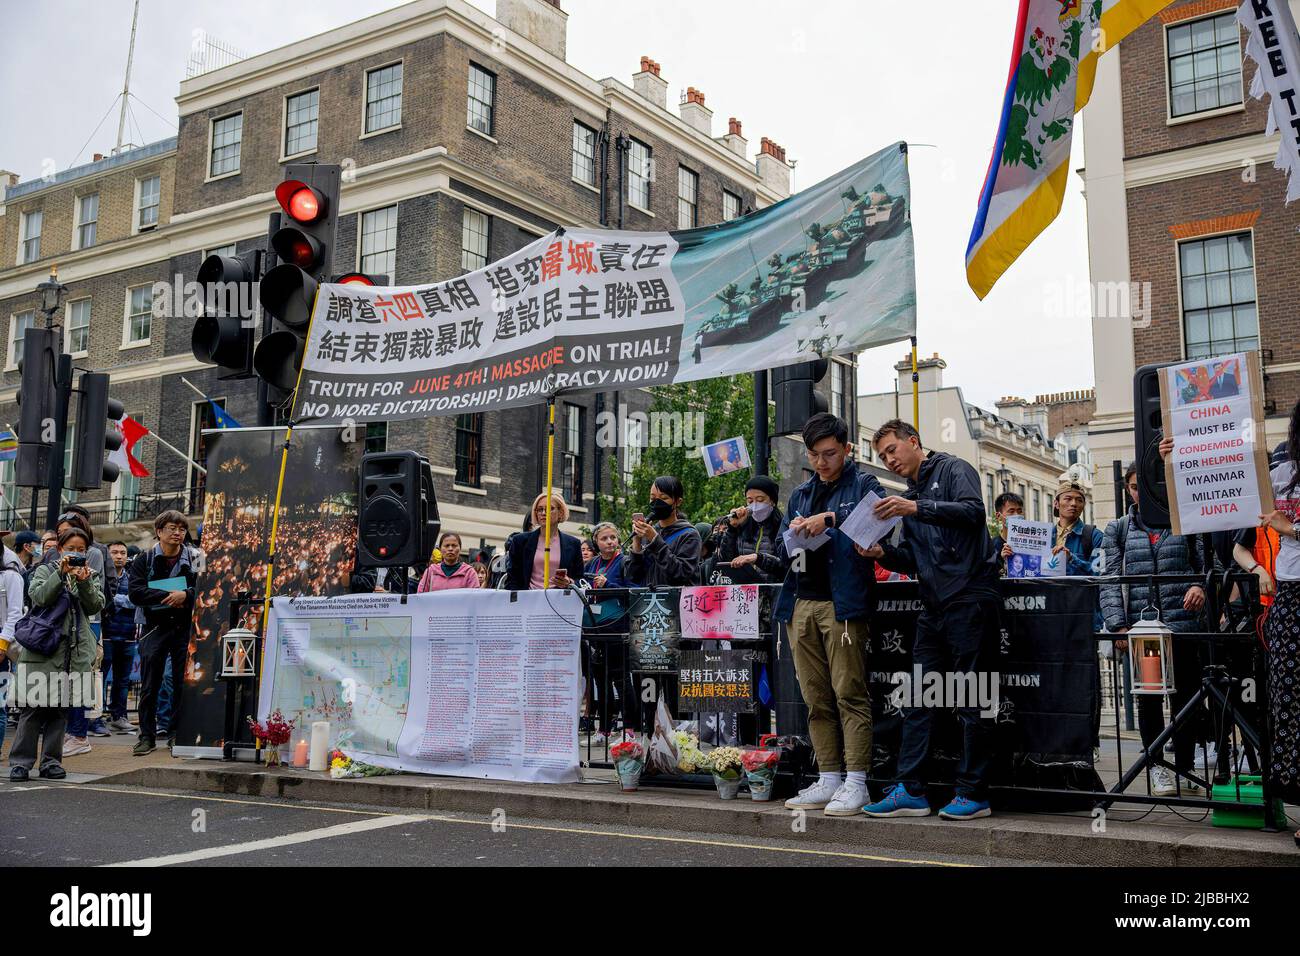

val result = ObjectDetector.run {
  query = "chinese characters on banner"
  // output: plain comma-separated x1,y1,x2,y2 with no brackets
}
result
1161,351,1275,534
291,143,917,424
1005,517,1058,579
679,585,760,640
678,649,757,713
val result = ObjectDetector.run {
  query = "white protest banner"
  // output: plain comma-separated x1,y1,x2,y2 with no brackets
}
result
1160,351,1275,534
1239,0,1300,203
290,144,916,424
679,585,761,641
1005,517,1055,579
259,590,582,784
838,491,901,551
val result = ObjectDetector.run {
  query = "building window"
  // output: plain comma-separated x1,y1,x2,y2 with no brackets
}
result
203,244,236,261
572,121,597,186
210,113,242,176
61,440,77,505
113,468,140,524
1032,489,1041,522
723,190,742,222
20,210,42,263
455,413,483,487
461,208,490,273
467,64,496,136
1168,13,1242,118
831,362,846,420
189,399,226,512
1179,232,1257,359
364,421,387,455
125,285,152,344
136,175,160,231
66,298,90,356
285,88,319,156
9,310,35,368
75,193,98,249
360,206,398,281
364,63,403,133
985,474,995,517
562,404,584,505
628,139,652,210
677,166,698,229
623,416,643,485
0,459,17,528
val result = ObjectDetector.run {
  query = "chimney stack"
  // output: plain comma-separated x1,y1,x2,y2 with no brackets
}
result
93,153,105,162
633,56,668,109
717,117,747,159
495,0,567,61
679,87,712,136
756,138,790,198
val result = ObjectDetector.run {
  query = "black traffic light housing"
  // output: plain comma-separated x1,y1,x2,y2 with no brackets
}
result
771,360,830,436
71,372,125,490
256,164,341,398
356,452,440,568
15,326,59,487
192,250,260,378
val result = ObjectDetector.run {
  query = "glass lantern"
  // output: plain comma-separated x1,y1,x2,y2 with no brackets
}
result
220,626,258,678
1127,611,1174,696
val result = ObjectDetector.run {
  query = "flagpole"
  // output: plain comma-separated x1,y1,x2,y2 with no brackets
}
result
178,376,210,402
142,430,207,475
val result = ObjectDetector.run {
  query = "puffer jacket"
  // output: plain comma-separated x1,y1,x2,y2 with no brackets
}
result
1100,506,1212,633
15,562,104,707
717,509,787,584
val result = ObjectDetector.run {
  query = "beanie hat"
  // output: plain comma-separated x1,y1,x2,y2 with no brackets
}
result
745,475,780,501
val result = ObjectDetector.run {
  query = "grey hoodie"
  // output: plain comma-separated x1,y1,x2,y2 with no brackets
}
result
625,518,702,587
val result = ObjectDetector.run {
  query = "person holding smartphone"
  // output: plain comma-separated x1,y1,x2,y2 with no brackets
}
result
505,493,585,590
625,476,701,587
8,527,104,781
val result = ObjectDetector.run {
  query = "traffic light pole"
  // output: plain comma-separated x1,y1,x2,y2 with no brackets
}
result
753,370,769,477
258,214,280,427
44,353,74,532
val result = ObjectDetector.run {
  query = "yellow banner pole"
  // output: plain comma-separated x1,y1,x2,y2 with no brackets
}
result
542,397,557,586
911,335,919,428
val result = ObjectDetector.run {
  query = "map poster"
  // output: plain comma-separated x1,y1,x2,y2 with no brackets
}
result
260,590,582,784
679,585,760,640
1160,350,1275,535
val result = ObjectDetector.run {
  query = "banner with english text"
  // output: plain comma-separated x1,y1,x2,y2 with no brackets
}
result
292,142,915,424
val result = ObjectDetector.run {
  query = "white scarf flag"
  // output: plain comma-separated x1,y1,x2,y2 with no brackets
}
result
1239,0,1300,203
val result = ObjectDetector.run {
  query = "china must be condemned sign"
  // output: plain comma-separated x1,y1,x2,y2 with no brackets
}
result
291,142,917,424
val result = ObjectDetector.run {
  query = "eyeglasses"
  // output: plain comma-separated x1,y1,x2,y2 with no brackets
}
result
806,449,843,464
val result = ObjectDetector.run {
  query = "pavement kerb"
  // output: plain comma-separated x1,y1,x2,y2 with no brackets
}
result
94,764,1300,867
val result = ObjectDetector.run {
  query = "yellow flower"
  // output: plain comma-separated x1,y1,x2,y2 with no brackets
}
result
431,548,443,564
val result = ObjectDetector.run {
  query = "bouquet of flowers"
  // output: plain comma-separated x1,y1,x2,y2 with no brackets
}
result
741,748,781,801
328,748,399,779
248,709,294,765
704,746,745,781
610,734,646,791
675,729,707,774
609,737,644,763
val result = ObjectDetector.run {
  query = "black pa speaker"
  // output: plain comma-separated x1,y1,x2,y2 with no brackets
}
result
357,451,440,567
1133,363,1171,529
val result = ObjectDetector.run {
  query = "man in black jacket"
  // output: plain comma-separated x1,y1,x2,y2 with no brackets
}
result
127,510,197,755
862,420,1002,821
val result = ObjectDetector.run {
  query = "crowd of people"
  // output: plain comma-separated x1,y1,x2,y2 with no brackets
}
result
1,509,200,779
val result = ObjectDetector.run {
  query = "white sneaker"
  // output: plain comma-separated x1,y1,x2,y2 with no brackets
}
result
63,738,93,757
107,717,137,733
823,781,869,817
1150,765,1177,796
1179,775,1205,795
784,777,840,810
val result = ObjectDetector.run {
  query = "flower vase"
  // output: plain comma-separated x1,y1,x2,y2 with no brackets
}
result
616,758,644,792
746,769,776,801
713,771,742,800
263,745,283,767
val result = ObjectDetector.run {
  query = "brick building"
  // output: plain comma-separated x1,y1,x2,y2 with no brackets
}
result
1083,0,1300,520
0,0,792,547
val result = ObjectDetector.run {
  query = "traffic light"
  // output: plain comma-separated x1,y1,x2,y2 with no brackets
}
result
15,326,59,487
356,452,440,568
71,372,125,489
192,250,260,378
256,164,341,397
771,359,830,436
334,272,388,286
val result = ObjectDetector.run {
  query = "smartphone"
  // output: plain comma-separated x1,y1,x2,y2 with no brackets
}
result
632,513,645,524
554,569,571,587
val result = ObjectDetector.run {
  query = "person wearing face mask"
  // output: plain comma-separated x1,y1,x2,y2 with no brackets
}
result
718,476,788,585
625,476,701,588
505,493,586,591
585,522,628,589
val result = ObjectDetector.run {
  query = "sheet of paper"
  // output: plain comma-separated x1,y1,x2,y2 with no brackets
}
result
838,492,901,551
782,527,829,554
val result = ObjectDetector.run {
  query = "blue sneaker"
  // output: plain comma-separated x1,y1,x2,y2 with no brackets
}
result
938,796,991,820
863,784,931,818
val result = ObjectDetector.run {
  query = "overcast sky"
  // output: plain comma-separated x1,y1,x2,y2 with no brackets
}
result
0,0,1095,411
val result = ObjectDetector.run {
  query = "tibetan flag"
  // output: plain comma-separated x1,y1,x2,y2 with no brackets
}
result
0,429,16,463
966,0,1175,299
209,399,242,430
107,414,151,478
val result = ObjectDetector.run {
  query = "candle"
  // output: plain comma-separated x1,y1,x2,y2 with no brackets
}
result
1139,648,1163,690
293,738,309,768
309,721,330,772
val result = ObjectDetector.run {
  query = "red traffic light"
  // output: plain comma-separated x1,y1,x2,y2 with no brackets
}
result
334,272,376,287
274,180,327,224
271,227,321,269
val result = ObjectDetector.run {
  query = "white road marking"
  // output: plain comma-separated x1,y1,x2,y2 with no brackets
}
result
0,785,51,794
102,814,430,867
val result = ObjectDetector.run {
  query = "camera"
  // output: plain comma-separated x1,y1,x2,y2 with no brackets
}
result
64,554,87,568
